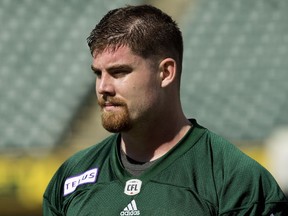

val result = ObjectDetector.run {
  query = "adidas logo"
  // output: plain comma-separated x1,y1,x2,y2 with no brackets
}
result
120,199,140,215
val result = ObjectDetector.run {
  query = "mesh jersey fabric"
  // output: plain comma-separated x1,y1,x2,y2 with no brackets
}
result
43,119,288,215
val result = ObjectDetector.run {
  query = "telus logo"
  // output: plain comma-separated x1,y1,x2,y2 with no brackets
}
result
63,168,99,196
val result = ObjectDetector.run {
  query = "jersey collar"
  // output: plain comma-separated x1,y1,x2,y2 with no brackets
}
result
110,119,207,183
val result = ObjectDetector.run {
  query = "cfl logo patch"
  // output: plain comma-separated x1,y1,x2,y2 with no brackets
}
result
124,179,142,196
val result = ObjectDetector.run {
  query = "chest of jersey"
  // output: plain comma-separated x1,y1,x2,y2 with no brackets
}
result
63,178,215,215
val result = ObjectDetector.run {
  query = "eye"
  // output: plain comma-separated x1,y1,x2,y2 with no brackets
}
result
93,70,102,78
110,67,132,78
111,70,127,78
91,66,101,78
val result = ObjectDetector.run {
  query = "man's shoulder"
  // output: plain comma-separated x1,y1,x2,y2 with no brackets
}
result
204,129,265,173
66,134,118,166
192,123,272,181
196,127,288,213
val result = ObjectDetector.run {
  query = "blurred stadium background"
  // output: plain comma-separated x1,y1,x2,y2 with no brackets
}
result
0,0,287,215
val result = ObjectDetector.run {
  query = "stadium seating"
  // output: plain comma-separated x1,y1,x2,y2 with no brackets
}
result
180,0,288,140
0,0,143,152
1,0,287,153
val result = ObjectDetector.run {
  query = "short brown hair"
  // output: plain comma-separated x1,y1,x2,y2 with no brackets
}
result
87,4,183,73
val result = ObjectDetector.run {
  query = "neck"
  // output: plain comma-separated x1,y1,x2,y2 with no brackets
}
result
120,113,191,163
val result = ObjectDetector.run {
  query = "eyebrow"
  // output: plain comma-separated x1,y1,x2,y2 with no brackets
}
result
91,65,99,72
91,64,133,73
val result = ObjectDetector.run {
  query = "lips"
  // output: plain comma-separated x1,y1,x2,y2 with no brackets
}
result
103,102,119,109
98,98,126,111
100,101,120,108
104,102,115,107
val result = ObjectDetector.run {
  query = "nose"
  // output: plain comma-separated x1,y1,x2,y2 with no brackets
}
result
96,73,115,96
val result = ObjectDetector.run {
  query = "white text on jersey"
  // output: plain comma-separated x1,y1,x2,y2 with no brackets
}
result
64,168,98,196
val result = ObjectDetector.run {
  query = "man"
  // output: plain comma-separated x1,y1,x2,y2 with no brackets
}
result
43,4,288,215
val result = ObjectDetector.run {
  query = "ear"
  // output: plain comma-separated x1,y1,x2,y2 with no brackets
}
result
159,58,177,88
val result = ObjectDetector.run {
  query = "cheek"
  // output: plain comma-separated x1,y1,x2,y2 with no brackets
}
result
119,71,161,111
95,79,100,95
128,83,160,112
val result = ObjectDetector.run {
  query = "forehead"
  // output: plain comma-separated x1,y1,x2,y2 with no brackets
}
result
92,46,140,66
91,45,159,73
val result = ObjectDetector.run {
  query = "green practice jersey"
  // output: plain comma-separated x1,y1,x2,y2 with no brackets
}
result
43,119,288,215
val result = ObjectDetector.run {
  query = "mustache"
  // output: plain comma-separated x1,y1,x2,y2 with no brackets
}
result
97,97,127,107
